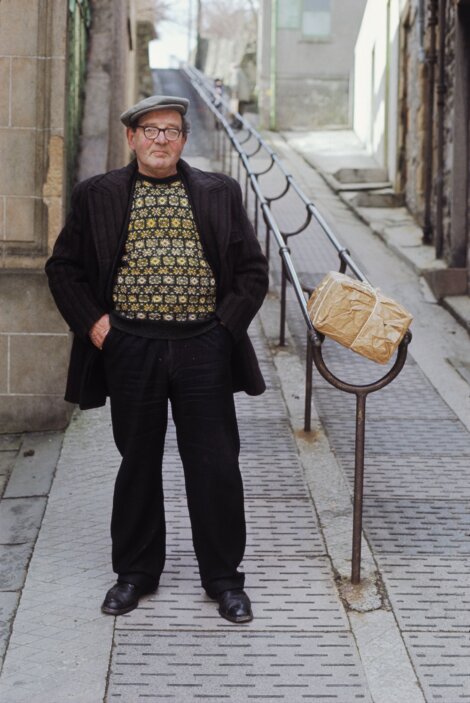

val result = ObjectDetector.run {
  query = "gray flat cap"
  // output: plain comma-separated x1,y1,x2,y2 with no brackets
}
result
120,95,189,126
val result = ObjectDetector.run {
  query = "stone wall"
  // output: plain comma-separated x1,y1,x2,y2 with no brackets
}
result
0,0,142,433
0,0,71,433
441,0,457,262
401,0,469,280
399,3,427,221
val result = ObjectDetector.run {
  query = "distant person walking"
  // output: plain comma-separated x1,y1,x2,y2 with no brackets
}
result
46,94,268,622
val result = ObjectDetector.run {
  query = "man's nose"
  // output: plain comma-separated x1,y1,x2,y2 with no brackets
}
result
155,130,168,143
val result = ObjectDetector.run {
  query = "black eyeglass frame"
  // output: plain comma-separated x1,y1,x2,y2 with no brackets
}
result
135,125,183,141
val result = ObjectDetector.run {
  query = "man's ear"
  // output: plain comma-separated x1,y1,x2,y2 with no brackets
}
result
126,127,136,150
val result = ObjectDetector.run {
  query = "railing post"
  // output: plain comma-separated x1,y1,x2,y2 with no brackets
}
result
279,259,287,346
304,333,313,432
351,392,367,584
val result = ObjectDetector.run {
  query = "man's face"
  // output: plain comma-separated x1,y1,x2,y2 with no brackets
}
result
127,109,187,178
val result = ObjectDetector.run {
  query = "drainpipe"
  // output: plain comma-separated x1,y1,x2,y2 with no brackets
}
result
270,0,277,130
435,0,447,258
423,0,438,245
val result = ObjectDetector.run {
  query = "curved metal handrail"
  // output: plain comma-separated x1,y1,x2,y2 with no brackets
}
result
184,64,412,584
311,331,412,396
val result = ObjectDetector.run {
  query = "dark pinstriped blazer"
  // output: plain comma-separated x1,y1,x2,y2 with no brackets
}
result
45,159,269,409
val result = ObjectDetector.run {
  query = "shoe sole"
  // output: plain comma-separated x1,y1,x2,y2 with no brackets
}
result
101,601,139,616
218,608,253,624
101,586,158,616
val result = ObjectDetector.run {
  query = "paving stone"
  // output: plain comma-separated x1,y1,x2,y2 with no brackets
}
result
0,543,33,590
0,408,115,702
0,452,18,498
0,436,22,452
379,556,470,631
4,433,63,498
314,364,457,420
0,452,17,476
335,453,470,499
108,630,372,702
0,497,47,544
321,416,470,456
349,610,427,703
361,500,470,556
404,632,470,702
0,591,19,663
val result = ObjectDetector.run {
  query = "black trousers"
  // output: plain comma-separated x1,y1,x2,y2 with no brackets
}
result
102,324,245,597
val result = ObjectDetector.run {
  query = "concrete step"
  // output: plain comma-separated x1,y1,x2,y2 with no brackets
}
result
350,189,406,208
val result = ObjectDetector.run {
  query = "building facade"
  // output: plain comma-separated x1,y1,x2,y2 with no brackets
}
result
353,0,470,297
0,0,140,433
257,0,367,129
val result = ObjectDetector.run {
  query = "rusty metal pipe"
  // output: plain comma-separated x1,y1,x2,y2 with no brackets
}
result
304,332,313,432
351,393,367,584
280,261,287,346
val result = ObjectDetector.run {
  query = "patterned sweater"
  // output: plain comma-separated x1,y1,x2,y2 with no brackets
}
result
112,174,217,323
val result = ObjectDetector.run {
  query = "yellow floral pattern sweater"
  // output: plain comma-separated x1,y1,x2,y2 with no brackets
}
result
112,175,217,322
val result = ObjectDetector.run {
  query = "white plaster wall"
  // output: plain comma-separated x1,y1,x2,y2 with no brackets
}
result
387,0,404,183
353,0,407,180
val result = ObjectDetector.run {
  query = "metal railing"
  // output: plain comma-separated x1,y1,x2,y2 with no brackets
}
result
184,65,412,584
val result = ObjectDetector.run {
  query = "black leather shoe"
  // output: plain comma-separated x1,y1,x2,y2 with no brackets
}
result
217,589,253,623
101,582,156,616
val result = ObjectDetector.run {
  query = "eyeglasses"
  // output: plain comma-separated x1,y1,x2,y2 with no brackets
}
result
136,126,183,141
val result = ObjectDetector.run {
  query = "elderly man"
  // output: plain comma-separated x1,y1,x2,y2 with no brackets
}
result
46,95,268,623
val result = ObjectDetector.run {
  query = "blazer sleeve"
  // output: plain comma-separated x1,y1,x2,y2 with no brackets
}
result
45,182,106,340
215,179,269,341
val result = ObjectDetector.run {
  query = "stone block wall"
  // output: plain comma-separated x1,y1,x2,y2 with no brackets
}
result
441,0,457,262
0,0,71,432
399,4,427,222
0,273,70,432
401,0,469,279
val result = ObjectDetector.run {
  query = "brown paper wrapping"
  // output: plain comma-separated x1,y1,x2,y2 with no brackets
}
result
307,272,413,364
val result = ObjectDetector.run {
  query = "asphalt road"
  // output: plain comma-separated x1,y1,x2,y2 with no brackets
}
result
152,68,215,159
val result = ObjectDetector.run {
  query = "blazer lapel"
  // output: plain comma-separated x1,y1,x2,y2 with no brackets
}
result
178,159,231,272
87,161,137,270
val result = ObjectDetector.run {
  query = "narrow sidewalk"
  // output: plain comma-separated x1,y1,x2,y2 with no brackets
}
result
0,317,379,702
252,130,470,703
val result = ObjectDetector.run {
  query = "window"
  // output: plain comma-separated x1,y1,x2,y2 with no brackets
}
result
302,0,331,38
278,0,301,29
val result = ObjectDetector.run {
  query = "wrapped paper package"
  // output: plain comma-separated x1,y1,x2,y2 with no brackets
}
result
307,271,413,364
